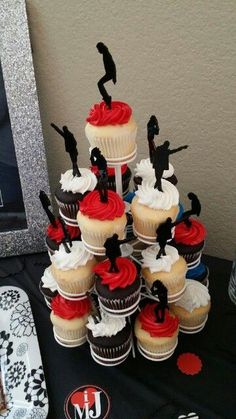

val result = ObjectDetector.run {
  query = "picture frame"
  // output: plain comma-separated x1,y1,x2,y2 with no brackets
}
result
0,0,50,257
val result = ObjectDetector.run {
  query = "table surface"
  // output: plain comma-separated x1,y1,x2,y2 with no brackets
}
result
0,253,235,419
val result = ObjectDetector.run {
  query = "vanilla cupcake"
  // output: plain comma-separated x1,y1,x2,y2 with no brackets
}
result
133,158,177,188
170,279,211,333
50,241,97,296
87,313,132,366
55,168,97,226
85,101,137,161
50,295,91,346
131,179,179,243
135,303,179,361
141,244,187,302
77,190,127,255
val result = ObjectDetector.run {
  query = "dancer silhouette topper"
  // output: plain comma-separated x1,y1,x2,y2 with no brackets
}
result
147,115,159,162
96,42,116,109
104,233,132,273
90,147,108,203
51,123,81,177
175,192,201,227
151,280,168,323
152,140,188,191
39,190,56,227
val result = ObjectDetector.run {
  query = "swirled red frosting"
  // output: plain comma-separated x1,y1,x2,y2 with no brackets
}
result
94,257,137,290
86,101,132,126
90,164,128,177
79,190,125,220
174,219,206,246
47,218,80,243
51,295,91,320
138,304,179,337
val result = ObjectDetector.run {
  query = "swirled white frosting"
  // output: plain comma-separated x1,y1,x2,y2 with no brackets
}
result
60,168,97,193
135,158,174,180
50,241,93,270
41,267,57,292
141,244,179,273
136,178,179,210
174,279,210,312
87,312,126,337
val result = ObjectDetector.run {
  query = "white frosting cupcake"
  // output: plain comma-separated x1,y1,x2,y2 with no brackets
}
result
174,279,210,313
60,168,97,194
50,241,93,271
135,158,174,181
87,313,126,337
141,244,179,273
135,178,179,210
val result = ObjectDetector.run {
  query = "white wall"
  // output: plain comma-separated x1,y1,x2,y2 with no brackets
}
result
26,0,236,260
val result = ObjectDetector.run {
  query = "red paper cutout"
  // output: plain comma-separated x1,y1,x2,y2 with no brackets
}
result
177,353,202,375
71,387,97,408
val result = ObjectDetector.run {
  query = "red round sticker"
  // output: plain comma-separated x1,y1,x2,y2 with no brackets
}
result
64,384,111,419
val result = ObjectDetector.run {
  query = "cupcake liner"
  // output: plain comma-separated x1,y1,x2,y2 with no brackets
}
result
132,216,158,242
137,334,178,355
179,250,203,265
55,196,79,222
145,280,186,303
55,273,95,295
137,339,178,361
80,224,126,252
177,311,208,329
53,323,87,341
58,208,78,227
57,285,94,301
86,130,137,160
53,328,87,347
179,316,208,334
97,285,141,315
90,343,131,366
88,335,132,360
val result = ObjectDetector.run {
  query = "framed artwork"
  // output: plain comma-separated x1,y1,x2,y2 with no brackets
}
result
0,0,50,257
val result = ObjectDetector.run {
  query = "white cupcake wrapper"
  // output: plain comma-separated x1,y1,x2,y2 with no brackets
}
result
53,327,87,347
145,281,186,303
59,209,78,227
179,316,208,334
90,343,132,366
57,284,94,300
137,339,178,361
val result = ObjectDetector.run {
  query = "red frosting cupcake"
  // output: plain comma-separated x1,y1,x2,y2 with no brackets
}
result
50,295,91,346
46,218,81,255
172,218,206,266
94,257,141,316
85,101,137,161
77,190,127,255
135,303,179,360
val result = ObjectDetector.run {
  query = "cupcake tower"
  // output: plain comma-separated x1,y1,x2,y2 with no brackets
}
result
39,41,211,363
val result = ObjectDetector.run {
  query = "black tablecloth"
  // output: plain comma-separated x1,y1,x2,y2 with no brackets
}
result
0,253,235,419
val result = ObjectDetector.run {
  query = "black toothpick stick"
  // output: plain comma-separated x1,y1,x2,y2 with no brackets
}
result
39,190,56,227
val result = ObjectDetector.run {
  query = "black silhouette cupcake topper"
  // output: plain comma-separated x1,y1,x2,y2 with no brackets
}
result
58,216,72,252
155,217,173,259
51,123,81,177
147,115,159,163
104,234,131,273
90,147,108,203
173,192,201,228
96,42,116,109
152,140,188,192
150,280,168,323
39,190,56,227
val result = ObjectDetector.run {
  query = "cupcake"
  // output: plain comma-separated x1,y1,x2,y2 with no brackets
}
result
46,218,81,255
131,179,179,243
186,262,209,287
50,241,97,297
85,101,137,161
171,218,206,265
77,190,127,254
91,164,132,197
170,279,211,333
55,168,97,226
141,244,187,302
39,267,58,308
135,303,179,361
50,295,91,346
94,257,141,316
87,313,132,366
133,158,177,189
